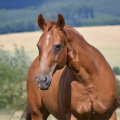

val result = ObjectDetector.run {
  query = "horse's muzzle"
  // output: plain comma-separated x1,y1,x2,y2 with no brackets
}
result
36,75,51,90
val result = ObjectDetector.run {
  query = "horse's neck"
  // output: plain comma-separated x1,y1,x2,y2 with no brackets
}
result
64,25,85,40
65,27,98,86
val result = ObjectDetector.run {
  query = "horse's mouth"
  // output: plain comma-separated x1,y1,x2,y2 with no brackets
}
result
38,81,51,90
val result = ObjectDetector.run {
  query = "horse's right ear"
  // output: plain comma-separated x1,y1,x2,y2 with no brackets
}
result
38,14,47,30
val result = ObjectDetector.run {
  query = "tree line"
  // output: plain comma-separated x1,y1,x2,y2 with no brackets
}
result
1,1,120,34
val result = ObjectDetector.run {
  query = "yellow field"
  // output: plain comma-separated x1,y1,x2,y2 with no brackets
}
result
0,25,120,68
0,25,120,67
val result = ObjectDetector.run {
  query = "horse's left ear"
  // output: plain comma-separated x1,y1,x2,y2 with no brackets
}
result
38,14,47,30
57,14,65,30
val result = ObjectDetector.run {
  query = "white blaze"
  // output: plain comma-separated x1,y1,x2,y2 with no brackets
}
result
46,34,51,46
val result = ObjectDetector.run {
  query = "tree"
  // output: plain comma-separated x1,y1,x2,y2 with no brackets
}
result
0,45,31,109
78,4,94,19
27,21,35,31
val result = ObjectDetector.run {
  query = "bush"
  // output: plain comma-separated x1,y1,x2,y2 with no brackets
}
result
0,45,31,109
117,79,120,107
113,66,120,75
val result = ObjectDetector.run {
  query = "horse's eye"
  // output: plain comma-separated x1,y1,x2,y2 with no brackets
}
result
55,44,62,51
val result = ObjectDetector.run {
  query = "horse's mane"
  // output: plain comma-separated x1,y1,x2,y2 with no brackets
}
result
45,19,57,31
64,25,85,40
45,20,85,39
45,19,76,32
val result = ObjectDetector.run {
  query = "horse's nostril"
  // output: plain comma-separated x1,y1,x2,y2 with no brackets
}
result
44,76,47,83
37,80,39,84
36,75,48,84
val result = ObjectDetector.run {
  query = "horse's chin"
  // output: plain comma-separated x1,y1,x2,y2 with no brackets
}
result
39,86,49,90
38,81,51,90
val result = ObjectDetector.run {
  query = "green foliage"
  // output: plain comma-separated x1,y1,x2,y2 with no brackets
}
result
0,45,31,109
113,67,120,75
0,0,45,9
117,79,120,107
0,0,120,34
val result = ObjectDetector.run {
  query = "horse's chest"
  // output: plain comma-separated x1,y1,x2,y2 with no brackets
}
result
70,87,92,119
59,81,93,119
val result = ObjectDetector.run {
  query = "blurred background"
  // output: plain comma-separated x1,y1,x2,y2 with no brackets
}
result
0,0,120,34
0,0,120,120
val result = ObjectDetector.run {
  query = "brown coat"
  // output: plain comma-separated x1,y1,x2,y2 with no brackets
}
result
22,14,119,120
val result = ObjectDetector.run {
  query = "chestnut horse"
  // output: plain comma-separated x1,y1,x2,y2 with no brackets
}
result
21,14,119,120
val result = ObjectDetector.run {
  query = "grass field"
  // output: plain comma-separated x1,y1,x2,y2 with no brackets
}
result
0,25,120,68
1,108,120,120
0,110,56,120
0,25,120,120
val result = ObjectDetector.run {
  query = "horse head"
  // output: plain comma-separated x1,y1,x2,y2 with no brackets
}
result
36,14,67,90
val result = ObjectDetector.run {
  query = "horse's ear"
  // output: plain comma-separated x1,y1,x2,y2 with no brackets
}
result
57,14,65,30
38,14,47,30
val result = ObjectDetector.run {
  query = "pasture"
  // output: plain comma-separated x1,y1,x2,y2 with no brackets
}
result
1,108,120,120
0,25,120,120
0,25,120,68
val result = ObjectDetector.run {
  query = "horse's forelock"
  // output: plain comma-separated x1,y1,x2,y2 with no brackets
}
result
44,19,66,37
45,19,57,31
45,18,56,23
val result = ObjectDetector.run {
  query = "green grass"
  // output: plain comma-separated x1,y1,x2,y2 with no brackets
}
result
0,110,23,120
1,108,120,120
116,108,120,120
0,110,56,120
